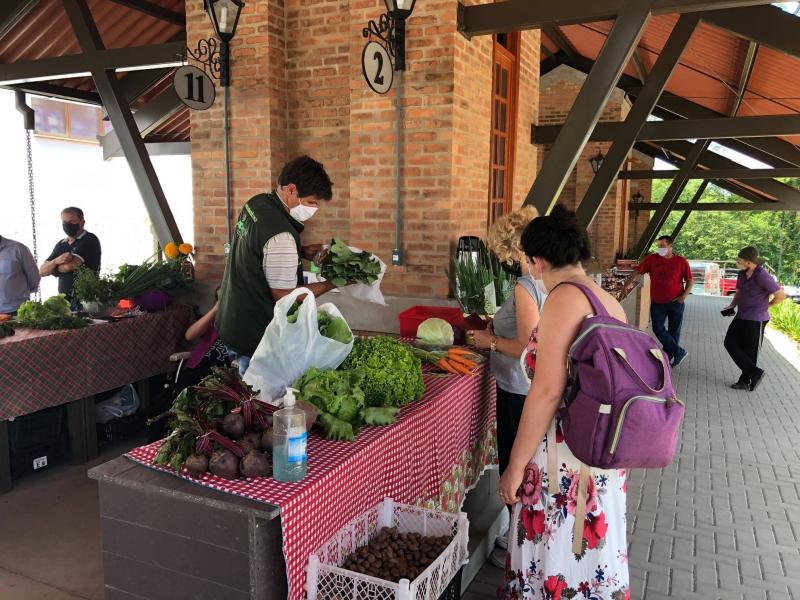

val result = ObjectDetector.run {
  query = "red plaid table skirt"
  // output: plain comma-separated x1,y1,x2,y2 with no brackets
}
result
0,307,192,420
126,364,496,600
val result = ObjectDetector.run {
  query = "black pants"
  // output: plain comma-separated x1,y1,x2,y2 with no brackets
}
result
496,385,526,476
724,319,766,384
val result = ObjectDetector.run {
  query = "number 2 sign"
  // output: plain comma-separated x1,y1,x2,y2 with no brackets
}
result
362,41,393,95
173,65,216,111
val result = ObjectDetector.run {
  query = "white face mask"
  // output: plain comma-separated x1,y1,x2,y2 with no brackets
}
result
657,247,669,257
290,203,317,222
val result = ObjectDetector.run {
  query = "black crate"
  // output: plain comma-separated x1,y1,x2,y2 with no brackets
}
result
9,405,69,479
438,567,463,600
96,412,146,447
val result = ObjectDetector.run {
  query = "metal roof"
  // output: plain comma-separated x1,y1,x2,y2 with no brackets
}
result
0,0,188,142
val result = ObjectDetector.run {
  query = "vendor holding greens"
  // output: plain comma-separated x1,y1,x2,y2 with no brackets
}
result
216,156,341,376
469,205,547,569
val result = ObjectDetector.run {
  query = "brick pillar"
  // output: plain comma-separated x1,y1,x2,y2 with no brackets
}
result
189,0,540,298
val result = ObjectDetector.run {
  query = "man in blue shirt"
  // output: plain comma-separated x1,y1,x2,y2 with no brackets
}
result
723,246,786,391
0,236,40,314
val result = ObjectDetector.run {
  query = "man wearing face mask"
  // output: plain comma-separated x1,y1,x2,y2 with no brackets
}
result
39,207,102,305
216,156,338,375
636,235,692,367
723,246,785,391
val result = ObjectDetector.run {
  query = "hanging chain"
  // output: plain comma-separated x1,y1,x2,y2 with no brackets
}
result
26,130,41,301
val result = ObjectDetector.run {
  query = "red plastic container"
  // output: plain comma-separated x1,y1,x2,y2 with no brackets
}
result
398,306,466,339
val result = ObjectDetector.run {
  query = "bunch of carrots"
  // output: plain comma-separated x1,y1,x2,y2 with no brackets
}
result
410,346,482,376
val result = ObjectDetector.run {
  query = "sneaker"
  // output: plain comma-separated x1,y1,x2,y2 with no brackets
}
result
495,534,508,550
749,369,765,392
730,382,750,390
672,349,688,368
488,547,506,569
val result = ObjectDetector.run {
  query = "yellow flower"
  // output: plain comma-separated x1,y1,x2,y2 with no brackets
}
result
164,242,179,260
178,243,193,255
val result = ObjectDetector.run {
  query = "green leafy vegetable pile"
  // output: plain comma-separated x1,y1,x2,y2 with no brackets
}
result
321,238,381,288
286,302,353,344
16,296,89,330
341,336,424,408
294,367,399,441
0,322,14,338
72,265,121,304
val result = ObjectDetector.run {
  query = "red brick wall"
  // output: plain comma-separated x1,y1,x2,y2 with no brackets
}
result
188,0,540,297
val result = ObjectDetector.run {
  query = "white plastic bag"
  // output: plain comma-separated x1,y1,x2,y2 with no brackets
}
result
323,246,388,307
95,384,140,424
243,288,354,404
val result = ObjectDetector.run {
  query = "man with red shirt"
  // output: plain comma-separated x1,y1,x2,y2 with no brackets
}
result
637,235,693,367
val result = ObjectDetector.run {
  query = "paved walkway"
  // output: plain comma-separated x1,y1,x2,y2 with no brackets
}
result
466,295,800,600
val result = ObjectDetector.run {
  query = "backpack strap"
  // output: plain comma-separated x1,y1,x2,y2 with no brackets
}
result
571,464,591,556
554,281,610,318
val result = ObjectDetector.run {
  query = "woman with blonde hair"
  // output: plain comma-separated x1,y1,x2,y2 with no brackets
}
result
471,205,547,567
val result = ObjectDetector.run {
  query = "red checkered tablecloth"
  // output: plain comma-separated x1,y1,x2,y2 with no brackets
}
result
0,307,192,420
126,364,496,600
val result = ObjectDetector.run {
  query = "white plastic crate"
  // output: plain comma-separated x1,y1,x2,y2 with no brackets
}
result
307,498,469,600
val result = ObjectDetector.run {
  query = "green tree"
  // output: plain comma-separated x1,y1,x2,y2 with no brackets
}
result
646,179,800,285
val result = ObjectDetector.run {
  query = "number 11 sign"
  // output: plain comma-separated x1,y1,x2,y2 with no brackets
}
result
173,65,216,111
362,41,393,95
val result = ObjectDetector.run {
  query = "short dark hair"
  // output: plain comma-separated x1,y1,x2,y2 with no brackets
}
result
62,207,84,220
521,204,591,268
657,235,674,245
278,156,333,201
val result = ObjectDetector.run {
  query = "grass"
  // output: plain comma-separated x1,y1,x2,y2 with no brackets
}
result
769,301,800,345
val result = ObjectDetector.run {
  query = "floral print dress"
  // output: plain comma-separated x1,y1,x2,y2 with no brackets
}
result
502,337,629,600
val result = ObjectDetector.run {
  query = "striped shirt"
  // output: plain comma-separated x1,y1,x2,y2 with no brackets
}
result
263,232,300,290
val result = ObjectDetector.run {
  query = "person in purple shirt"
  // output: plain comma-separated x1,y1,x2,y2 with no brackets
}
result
723,246,786,391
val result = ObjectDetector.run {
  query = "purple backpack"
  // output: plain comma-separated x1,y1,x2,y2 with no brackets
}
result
559,282,685,469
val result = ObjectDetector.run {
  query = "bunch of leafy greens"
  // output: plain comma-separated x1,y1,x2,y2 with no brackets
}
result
16,296,89,330
321,238,381,288
113,255,193,299
286,302,353,344
340,336,424,408
72,266,121,304
293,367,399,441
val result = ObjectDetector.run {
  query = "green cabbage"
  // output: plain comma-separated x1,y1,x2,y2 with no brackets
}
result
42,295,71,316
416,318,454,347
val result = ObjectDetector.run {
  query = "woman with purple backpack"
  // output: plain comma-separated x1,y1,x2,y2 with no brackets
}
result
498,205,630,600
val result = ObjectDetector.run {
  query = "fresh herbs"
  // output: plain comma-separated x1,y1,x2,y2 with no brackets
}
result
0,322,14,338
15,296,89,330
72,266,120,304
293,367,399,441
340,337,424,408
113,256,192,299
321,238,381,288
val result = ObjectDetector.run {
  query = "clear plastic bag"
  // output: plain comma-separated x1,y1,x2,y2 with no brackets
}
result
243,288,354,404
323,246,388,307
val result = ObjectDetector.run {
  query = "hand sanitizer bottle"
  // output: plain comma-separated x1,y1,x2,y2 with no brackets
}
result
272,387,308,482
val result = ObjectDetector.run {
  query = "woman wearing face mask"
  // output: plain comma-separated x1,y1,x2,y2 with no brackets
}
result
470,206,547,568
723,246,786,391
498,205,630,600
216,156,345,376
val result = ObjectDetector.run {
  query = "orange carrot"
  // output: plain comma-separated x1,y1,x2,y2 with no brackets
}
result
447,354,477,369
437,359,460,375
448,347,478,358
448,360,475,376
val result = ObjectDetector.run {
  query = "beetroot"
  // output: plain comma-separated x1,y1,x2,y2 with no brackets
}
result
240,451,270,478
184,454,209,478
222,412,245,439
238,431,262,454
209,449,239,480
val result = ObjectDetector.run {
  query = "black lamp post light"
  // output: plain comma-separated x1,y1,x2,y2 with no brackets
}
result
362,0,417,72
183,0,244,87
205,0,245,87
589,150,605,175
